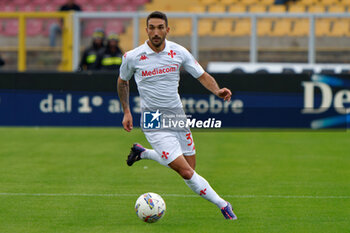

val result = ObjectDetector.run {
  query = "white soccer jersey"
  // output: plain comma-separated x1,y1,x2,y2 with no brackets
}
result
120,39,205,109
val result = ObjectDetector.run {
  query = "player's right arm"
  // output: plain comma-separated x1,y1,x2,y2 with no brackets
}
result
118,52,135,132
180,46,232,101
117,77,133,132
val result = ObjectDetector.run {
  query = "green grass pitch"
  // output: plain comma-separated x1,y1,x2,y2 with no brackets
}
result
0,127,349,233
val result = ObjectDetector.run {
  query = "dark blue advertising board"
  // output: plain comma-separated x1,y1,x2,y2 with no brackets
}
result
0,72,349,129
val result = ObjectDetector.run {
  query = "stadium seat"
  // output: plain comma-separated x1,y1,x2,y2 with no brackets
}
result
1,5,16,12
308,5,326,13
329,19,350,36
18,5,36,12
328,5,346,12
3,20,19,36
208,4,227,12
0,20,3,35
75,0,91,4
288,5,306,13
52,0,67,5
249,5,267,12
260,0,275,5
39,4,57,11
299,0,318,5
12,0,30,6
147,0,191,11
170,19,192,36
188,5,206,12
289,19,309,36
221,0,239,4
32,0,50,4
257,18,273,36
198,19,214,36
144,3,163,11
268,5,286,13
31,3,48,11
241,0,259,6
100,5,118,12
212,19,234,36
132,0,150,6
315,18,331,36
320,0,339,5
200,0,219,5
232,18,251,36
266,5,285,21
120,4,137,11
83,20,105,37
112,0,131,4
228,4,247,12
271,19,292,36
146,2,184,12
82,5,98,11
340,0,350,5
92,0,110,4
105,20,124,35
26,19,44,36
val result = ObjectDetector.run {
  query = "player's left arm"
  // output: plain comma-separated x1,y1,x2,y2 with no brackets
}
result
197,72,232,101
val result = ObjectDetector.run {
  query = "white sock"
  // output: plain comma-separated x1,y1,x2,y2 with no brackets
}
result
184,171,227,208
140,149,169,168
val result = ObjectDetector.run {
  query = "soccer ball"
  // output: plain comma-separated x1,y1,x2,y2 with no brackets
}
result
135,192,166,223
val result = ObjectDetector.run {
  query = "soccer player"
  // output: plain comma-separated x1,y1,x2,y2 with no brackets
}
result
117,11,237,220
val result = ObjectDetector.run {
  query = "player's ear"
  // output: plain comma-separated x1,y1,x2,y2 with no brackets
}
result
166,26,170,34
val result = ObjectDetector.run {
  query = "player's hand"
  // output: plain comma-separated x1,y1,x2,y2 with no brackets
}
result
216,88,232,101
122,112,133,132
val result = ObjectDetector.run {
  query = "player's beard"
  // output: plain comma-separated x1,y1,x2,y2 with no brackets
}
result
150,35,165,48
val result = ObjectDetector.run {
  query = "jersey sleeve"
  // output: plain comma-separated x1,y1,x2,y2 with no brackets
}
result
181,48,205,79
119,52,134,81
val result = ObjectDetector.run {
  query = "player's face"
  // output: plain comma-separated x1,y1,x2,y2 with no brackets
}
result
146,18,169,48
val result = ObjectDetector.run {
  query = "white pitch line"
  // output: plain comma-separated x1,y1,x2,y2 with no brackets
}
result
0,193,349,199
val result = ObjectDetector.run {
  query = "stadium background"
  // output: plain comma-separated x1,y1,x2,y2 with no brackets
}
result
0,0,349,128
0,0,349,232
1,0,350,71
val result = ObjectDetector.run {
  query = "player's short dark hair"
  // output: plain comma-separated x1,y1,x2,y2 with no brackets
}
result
146,11,168,27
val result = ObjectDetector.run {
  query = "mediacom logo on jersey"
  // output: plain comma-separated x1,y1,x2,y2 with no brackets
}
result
141,64,179,77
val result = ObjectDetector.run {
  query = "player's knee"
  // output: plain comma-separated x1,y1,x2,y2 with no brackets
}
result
179,168,194,180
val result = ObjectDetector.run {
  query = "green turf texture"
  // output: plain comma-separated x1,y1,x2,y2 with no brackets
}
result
0,127,349,233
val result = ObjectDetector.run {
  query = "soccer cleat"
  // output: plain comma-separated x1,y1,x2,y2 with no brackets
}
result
126,143,145,166
221,202,238,220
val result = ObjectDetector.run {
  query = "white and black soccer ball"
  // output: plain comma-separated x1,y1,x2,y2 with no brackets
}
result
135,192,166,223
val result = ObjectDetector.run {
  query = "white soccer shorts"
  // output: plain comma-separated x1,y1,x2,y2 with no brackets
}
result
143,130,196,166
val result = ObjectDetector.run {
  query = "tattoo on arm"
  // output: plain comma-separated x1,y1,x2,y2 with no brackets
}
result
117,78,130,113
